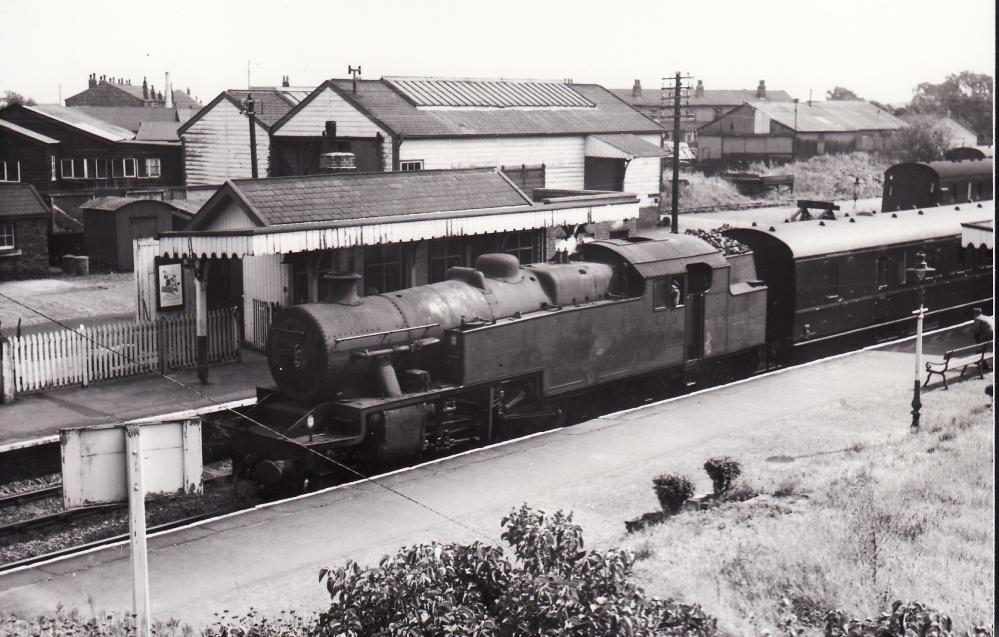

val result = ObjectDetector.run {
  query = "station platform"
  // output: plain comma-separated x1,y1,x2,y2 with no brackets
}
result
0,325,989,626
0,350,272,451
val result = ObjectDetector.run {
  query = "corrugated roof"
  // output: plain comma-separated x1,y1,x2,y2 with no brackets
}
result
136,120,181,141
74,106,179,132
385,77,594,108
753,100,907,132
22,104,135,141
226,87,311,126
587,134,667,158
0,118,60,144
318,79,662,138
80,196,197,216
216,168,534,227
0,183,50,219
611,88,794,108
729,201,994,258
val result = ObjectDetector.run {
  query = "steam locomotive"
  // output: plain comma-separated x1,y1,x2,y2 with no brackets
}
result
230,200,993,490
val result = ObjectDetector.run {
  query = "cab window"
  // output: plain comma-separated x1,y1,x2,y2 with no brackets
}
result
653,276,685,310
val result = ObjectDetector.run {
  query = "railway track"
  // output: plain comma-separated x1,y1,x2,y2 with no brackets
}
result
0,484,62,509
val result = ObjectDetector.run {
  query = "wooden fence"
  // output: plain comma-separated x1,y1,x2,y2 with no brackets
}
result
5,308,241,395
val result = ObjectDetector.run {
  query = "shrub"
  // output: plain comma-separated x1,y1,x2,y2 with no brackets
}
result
703,457,742,496
652,474,695,514
822,599,982,637
316,504,717,636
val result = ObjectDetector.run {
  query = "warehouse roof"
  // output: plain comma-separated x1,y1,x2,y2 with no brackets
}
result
179,86,314,134
270,77,663,138
612,87,794,108
0,118,60,144
751,100,907,132
75,106,185,132
16,104,136,141
0,183,50,219
188,168,535,229
135,120,181,141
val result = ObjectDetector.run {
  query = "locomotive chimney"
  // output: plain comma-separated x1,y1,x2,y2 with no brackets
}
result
322,272,362,305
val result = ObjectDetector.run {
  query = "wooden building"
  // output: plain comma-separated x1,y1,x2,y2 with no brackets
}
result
0,104,183,196
134,168,646,344
178,85,313,186
182,77,666,201
697,100,907,166
612,79,794,145
0,183,51,280
80,197,195,271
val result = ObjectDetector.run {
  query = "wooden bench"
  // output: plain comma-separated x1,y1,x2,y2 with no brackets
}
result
924,342,993,389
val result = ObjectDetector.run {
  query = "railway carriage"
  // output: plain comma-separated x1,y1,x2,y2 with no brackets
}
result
882,159,993,211
722,201,994,354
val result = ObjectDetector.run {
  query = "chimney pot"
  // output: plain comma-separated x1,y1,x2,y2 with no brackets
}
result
142,77,149,100
695,79,704,98
757,80,767,99
282,75,290,87
632,79,642,98
88,73,97,88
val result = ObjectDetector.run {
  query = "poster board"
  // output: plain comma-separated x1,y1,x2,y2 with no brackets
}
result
157,262,184,310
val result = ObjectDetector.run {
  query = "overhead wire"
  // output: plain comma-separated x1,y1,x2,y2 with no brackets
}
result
0,289,493,543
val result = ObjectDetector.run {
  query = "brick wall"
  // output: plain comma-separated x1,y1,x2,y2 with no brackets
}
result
0,217,51,279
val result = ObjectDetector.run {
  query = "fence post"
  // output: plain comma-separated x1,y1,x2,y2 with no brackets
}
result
233,307,242,363
0,336,14,404
157,318,167,375
79,325,90,388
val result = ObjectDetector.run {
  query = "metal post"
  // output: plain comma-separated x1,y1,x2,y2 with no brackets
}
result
246,95,258,179
911,286,925,431
125,425,151,637
195,265,208,385
792,98,799,163
670,72,682,234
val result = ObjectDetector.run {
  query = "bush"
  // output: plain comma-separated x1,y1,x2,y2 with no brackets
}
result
703,457,742,496
316,504,717,636
652,474,695,514
821,599,992,637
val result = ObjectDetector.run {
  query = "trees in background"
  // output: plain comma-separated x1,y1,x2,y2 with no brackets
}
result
0,91,35,108
893,115,954,162
826,86,860,101
910,71,994,145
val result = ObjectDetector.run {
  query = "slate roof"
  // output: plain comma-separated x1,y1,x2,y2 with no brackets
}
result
19,104,136,141
225,88,311,127
0,118,60,144
611,88,794,108
205,168,533,227
303,79,663,138
752,100,907,132
75,106,181,132
136,120,181,141
0,183,50,219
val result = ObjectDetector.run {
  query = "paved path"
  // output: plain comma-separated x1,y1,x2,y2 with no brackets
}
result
0,326,984,626
0,351,271,449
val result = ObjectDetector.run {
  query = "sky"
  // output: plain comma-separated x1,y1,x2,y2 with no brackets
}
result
1,0,995,108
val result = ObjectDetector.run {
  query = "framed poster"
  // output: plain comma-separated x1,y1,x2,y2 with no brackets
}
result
157,262,184,310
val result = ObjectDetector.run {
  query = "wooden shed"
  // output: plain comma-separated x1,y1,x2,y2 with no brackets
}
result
81,197,194,271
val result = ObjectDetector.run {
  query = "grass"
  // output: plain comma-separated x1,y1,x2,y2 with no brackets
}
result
749,152,892,201
621,373,994,635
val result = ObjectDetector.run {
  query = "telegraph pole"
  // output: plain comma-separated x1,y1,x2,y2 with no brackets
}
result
246,94,258,179
661,72,692,234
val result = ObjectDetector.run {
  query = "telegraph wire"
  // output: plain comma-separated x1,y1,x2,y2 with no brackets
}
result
0,290,493,543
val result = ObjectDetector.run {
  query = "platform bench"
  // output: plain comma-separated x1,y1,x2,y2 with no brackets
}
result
924,342,993,389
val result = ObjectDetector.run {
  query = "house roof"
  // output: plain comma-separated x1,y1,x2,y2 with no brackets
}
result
136,120,181,141
226,87,311,126
611,88,794,108
276,78,664,138
74,106,181,132
19,104,136,141
72,80,201,109
751,100,907,132
80,196,196,217
191,168,534,229
0,183,50,219
0,118,60,144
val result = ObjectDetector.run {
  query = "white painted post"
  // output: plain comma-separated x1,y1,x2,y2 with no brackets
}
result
79,325,89,387
125,425,152,637
195,272,208,384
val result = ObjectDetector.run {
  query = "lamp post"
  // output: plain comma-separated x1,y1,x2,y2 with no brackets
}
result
907,251,935,430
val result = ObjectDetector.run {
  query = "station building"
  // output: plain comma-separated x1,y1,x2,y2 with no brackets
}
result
136,168,654,347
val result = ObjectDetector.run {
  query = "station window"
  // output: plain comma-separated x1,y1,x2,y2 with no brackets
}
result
61,158,86,179
145,158,161,178
500,230,542,266
365,243,407,294
95,158,109,179
429,237,465,283
400,160,424,172
112,158,137,178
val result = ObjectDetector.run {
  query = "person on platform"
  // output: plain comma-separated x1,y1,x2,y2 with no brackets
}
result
972,307,993,344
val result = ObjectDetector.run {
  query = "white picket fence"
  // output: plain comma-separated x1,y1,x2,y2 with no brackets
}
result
5,308,241,395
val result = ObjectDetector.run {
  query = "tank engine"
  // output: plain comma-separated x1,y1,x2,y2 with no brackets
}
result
232,235,768,489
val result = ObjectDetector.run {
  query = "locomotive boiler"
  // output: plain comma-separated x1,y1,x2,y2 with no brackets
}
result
233,234,768,489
